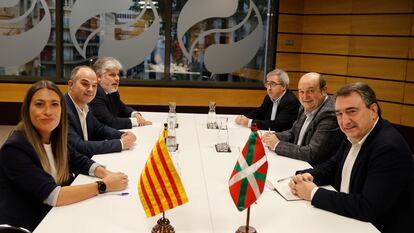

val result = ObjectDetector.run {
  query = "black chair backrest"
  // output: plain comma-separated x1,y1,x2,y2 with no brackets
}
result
0,225,31,233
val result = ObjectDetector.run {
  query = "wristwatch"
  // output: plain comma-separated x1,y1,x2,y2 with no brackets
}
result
96,181,107,194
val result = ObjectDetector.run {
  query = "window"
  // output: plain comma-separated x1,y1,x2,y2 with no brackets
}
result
0,0,276,87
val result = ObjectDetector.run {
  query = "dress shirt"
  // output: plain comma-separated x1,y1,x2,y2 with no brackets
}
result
310,117,379,199
340,117,379,193
68,94,89,141
296,96,328,146
248,91,286,128
42,144,58,206
130,111,139,127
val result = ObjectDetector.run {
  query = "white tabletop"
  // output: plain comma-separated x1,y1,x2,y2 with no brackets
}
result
34,112,379,233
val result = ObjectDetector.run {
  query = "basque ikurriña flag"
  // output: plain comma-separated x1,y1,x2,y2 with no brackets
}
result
138,129,188,217
229,126,268,211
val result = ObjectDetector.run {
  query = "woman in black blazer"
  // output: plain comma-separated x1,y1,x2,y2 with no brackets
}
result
0,80,128,231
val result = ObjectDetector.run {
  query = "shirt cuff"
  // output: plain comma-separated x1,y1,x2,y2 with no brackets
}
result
120,139,124,150
44,186,61,207
89,163,103,176
130,117,138,127
311,187,319,200
272,140,279,151
247,119,252,128
131,111,140,118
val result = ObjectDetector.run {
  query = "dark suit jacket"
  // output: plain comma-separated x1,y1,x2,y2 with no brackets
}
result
298,118,414,233
0,131,95,231
90,86,136,129
275,96,344,166
245,90,300,131
64,94,123,158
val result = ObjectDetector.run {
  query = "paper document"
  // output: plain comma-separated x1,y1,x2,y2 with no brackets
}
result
267,177,302,201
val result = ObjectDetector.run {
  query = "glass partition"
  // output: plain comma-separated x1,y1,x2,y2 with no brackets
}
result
0,0,275,87
0,0,55,77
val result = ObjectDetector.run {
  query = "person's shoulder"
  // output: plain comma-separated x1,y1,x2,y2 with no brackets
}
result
319,96,336,113
64,94,76,113
3,130,26,146
95,85,106,96
283,90,300,102
0,131,32,157
368,118,412,160
374,119,406,143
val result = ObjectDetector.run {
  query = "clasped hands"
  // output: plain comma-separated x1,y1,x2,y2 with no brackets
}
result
133,112,152,126
102,170,129,192
121,131,136,150
288,173,317,201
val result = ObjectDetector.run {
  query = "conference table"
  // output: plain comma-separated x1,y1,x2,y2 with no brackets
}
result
34,112,379,233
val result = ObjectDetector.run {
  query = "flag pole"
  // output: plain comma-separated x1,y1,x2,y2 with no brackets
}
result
236,207,257,233
245,207,250,231
152,211,175,233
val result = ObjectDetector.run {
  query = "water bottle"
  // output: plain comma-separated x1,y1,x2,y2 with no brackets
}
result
207,101,217,129
167,127,177,152
165,120,177,152
168,102,177,129
216,116,229,152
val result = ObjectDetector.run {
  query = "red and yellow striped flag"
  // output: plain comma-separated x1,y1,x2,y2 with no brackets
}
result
138,129,188,217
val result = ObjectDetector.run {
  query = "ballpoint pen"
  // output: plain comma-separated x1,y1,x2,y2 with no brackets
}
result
277,176,292,183
106,192,129,196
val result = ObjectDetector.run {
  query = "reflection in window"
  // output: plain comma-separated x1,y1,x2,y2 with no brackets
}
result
0,0,273,86
0,0,54,77
170,0,268,84
65,0,165,80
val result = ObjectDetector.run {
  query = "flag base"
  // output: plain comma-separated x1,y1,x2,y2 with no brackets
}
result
151,217,175,233
235,225,257,233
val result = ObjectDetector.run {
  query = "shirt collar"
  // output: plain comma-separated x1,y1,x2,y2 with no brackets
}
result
304,95,328,118
68,93,89,115
347,117,379,146
270,90,286,103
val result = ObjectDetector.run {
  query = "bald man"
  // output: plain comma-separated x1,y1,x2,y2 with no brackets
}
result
64,66,136,158
262,72,344,166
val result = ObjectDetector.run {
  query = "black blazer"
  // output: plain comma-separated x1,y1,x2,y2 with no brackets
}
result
0,131,94,231
245,90,300,131
89,86,136,129
64,94,123,158
299,118,414,233
275,96,344,166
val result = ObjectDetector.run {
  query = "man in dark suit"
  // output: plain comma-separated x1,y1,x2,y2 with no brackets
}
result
90,57,151,129
289,83,414,233
65,66,136,158
235,69,300,131
263,72,344,166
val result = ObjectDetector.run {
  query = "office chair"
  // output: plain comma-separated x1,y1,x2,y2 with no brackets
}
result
0,225,31,233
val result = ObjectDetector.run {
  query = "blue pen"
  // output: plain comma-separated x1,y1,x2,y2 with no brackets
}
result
107,192,129,196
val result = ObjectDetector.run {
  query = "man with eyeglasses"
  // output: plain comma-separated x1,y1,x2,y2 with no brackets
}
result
90,57,152,129
65,66,136,158
235,69,300,131
262,72,344,166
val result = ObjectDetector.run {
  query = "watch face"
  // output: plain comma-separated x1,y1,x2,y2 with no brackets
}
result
97,181,106,194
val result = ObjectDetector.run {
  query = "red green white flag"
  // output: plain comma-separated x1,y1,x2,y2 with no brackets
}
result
229,127,268,211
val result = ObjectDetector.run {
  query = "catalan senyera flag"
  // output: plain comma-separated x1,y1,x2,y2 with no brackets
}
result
229,126,268,211
138,129,188,217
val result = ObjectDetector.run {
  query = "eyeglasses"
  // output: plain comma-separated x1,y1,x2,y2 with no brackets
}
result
264,81,282,88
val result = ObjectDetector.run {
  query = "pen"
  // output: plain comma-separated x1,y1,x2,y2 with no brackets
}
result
277,176,292,183
106,192,129,196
